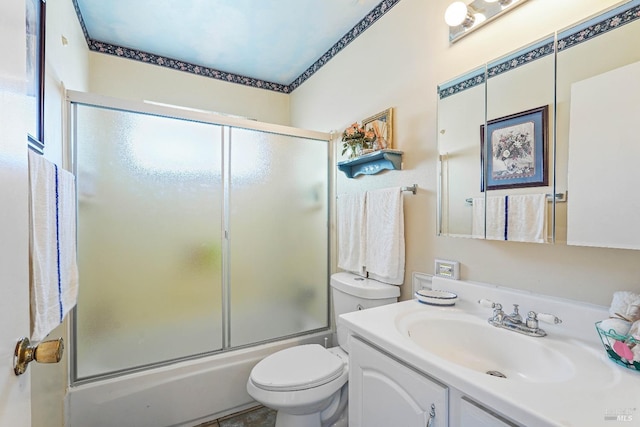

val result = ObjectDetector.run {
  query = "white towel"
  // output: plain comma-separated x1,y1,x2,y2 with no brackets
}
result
364,187,405,285
471,197,485,239
485,196,507,241
29,150,79,342
609,291,640,319
506,194,548,243
337,192,366,275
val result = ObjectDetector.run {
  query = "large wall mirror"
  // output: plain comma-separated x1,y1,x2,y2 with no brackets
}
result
438,0,640,248
558,1,640,250
438,36,556,243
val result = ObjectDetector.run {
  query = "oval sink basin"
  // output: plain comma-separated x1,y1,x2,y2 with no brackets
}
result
402,316,576,383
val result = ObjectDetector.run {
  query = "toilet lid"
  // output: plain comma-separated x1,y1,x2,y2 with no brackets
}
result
251,344,345,391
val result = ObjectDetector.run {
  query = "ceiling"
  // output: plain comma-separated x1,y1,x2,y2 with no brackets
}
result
73,0,400,93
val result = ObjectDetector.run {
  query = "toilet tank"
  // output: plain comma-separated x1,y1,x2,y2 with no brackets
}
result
331,272,400,351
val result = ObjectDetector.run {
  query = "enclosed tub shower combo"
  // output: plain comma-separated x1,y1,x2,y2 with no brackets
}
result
65,91,332,427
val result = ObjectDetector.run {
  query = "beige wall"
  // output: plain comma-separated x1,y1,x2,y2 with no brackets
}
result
88,52,291,125
290,0,639,306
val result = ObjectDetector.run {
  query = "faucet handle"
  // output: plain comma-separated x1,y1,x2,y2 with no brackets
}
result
537,313,562,325
478,299,501,310
527,311,562,329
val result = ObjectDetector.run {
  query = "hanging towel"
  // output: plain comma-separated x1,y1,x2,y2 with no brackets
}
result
29,150,79,342
484,195,507,241
507,194,548,243
337,192,366,275
364,187,405,285
471,196,507,240
471,197,485,239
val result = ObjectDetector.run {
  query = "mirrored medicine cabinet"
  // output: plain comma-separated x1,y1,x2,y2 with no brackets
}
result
437,0,640,249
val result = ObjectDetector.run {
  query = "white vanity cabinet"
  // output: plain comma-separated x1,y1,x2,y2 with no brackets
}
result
341,277,628,427
349,337,448,427
350,336,520,427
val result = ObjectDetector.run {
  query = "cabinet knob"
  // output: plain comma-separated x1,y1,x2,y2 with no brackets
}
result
426,403,436,427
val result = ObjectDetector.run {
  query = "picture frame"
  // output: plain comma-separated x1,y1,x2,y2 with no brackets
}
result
480,105,548,191
363,108,393,150
26,0,46,152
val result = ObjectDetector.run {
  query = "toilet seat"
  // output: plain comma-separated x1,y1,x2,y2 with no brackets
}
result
251,344,345,392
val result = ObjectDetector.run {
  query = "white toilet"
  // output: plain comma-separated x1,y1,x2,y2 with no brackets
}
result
247,272,400,427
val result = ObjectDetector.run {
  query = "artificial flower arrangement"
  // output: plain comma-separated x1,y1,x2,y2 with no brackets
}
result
341,122,376,159
493,129,534,174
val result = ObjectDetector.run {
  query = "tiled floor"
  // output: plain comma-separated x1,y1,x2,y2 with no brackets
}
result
195,406,276,427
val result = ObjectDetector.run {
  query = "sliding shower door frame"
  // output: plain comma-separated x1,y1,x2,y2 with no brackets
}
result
65,90,335,384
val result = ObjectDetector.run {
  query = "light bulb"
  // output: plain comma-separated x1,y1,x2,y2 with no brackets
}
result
473,13,486,25
444,2,470,27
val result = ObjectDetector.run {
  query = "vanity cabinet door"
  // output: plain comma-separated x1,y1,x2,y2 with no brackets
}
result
349,337,448,427
459,397,518,427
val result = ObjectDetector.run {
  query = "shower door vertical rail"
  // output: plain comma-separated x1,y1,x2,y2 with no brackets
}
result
221,126,232,350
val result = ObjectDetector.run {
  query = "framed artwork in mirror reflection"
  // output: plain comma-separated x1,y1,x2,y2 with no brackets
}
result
480,105,548,191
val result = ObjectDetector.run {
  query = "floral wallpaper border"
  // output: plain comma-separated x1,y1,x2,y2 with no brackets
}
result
288,0,400,91
71,0,401,94
557,2,640,50
439,1,640,99
486,39,554,81
438,72,485,100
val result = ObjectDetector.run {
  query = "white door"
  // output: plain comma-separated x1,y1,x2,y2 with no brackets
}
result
0,1,33,426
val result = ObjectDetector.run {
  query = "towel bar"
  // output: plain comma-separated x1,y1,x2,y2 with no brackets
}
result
337,184,417,198
401,184,418,195
465,192,565,205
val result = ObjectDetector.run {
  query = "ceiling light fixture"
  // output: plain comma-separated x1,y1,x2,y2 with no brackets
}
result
445,0,528,43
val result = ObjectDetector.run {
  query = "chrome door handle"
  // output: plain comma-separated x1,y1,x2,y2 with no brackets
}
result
13,337,64,375
426,403,436,427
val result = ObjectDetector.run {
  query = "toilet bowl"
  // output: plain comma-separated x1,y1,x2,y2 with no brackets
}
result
247,272,400,427
247,345,349,427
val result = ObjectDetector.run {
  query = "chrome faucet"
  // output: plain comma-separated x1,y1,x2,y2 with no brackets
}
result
478,299,562,337
507,304,522,323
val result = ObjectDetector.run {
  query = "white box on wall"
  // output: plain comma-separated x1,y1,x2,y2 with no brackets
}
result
434,259,460,280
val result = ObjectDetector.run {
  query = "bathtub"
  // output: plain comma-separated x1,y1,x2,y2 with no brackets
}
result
67,331,331,427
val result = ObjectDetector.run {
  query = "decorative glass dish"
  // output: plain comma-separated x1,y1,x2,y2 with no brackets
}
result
595,321,640,371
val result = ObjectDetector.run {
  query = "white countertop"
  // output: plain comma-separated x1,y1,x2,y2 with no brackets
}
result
339,277,640,427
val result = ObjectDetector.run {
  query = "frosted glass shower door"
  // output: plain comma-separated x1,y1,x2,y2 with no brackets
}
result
228,128,329,347
74,105,223,379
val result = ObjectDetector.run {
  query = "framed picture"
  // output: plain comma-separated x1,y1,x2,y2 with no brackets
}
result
481,105,548,191
26,0,46,151
363,108,393,150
